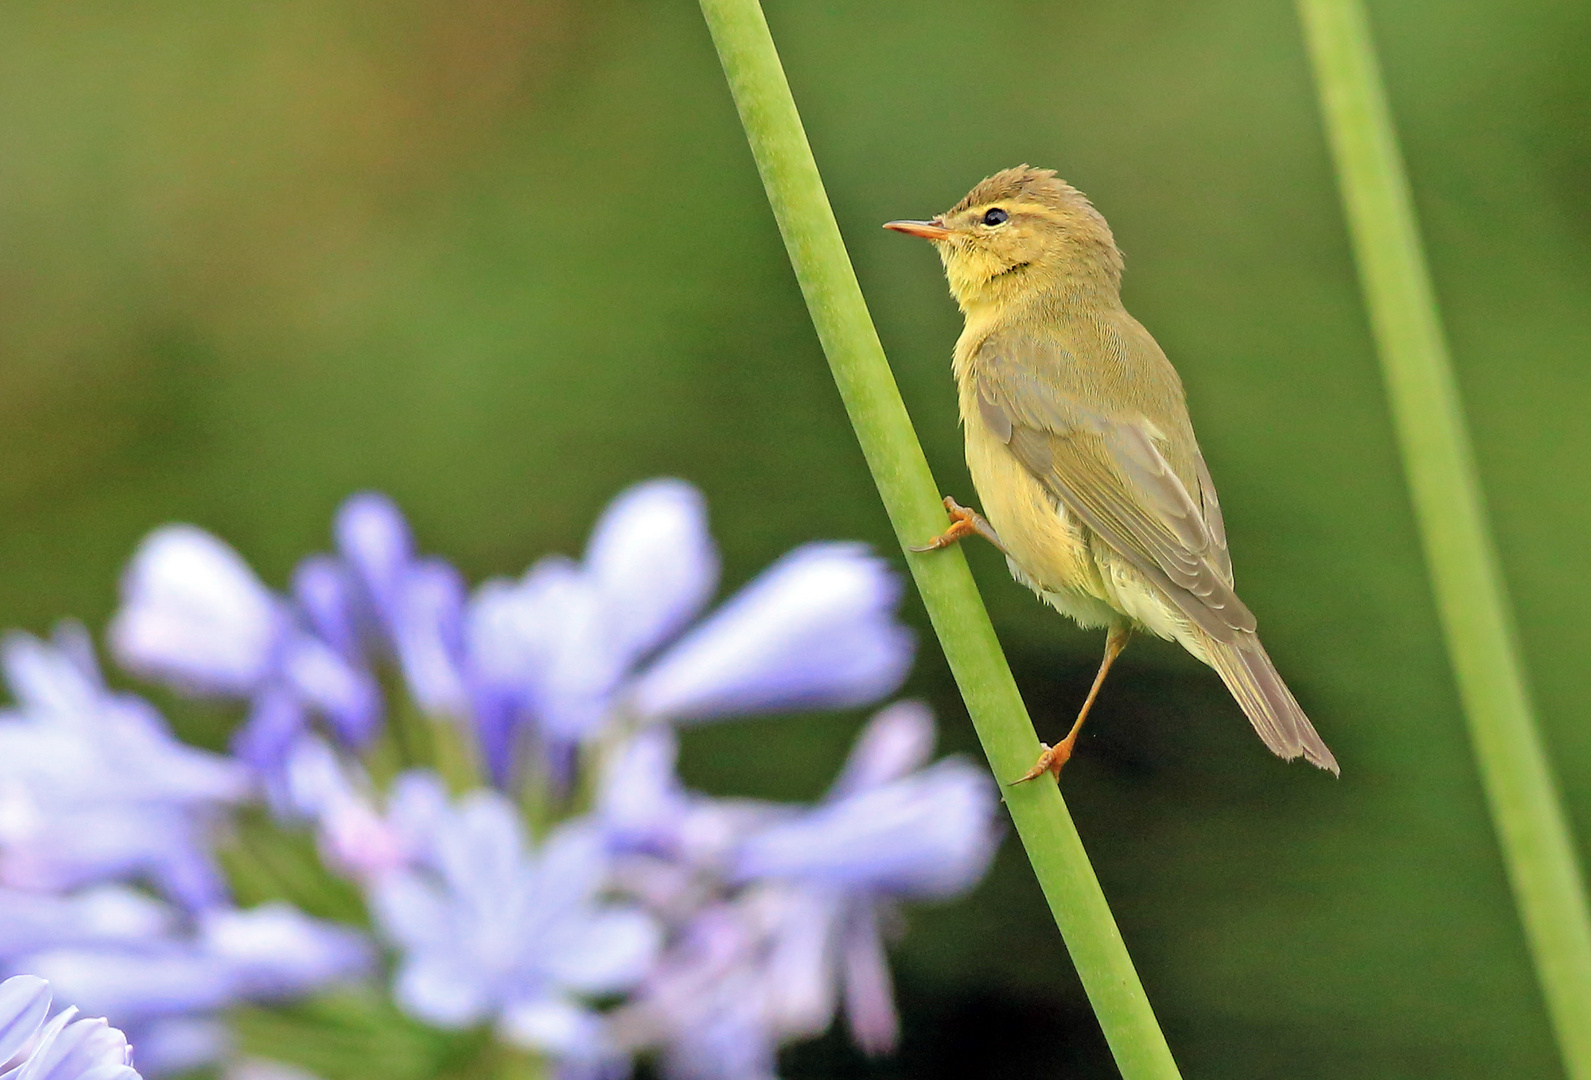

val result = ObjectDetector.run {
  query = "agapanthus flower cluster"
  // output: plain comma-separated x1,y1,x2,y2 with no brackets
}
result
0,479,1002,1080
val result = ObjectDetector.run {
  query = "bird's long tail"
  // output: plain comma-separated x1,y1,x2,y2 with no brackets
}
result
1205,632,1339,775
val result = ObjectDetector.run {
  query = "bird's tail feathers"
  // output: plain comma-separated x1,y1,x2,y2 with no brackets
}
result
1206,633,1339,775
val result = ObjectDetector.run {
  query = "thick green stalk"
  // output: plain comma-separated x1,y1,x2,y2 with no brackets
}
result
1298,2,1591,1074
696,1,1180,1075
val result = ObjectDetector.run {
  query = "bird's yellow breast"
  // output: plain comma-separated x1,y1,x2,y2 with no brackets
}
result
957,380,1085,589
954,331,1115,629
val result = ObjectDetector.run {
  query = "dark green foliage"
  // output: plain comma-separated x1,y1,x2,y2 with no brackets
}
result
233,992,543,1080
219,809,370,927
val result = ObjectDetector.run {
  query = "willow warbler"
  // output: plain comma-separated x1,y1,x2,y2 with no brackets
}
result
887,166,1338,781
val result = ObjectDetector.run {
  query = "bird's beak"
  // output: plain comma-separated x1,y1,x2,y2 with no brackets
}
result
883,218,953,241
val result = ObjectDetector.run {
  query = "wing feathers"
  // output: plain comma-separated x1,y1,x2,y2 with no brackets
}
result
986,371,1256,640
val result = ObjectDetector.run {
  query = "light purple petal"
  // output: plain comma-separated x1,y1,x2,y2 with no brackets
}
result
370,875,451,955
464,578,542,701
1,627,102,718
199,904,373,999
0,806,230,913
0,977,50,1064
519,563,623,743
70,1065,139,1080
367,787,668,1041
840,903,897,1056
433,792,527,902
595,730,689,851
109,526,287,697
760,887,840,1039
18,950,232,1024
391,956,490,1029
532,823,609,912
291,556,359,659
133,1017,228,1077
11,1014,131,1080
826,701,936,799
543,909,660,996
467,559,622,744
281,737,353,821
97,698,250,806
584,480,719,666
232,687,308,783
279,636,381,748
462,579,543,786
732,759,998,898
147,838,232,913
0,635,250,829
0,889,174,959
383,771,450,869
629,544,913,724
7,1008,75,1080
333,493,414,638
391,561,470,719
497,998,607,1058
660,1013,778,1080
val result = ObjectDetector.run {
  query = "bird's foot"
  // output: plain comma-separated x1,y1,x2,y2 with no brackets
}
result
1010,738,1074,786
912,496,1006,554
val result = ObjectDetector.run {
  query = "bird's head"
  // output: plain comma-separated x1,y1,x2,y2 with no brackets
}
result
886,165,1123,313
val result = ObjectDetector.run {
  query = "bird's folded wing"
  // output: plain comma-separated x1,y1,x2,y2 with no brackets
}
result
974,345,1254,643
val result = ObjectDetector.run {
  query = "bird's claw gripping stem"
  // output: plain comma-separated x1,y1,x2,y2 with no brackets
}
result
1011,739,1073,786
912,496,1006,554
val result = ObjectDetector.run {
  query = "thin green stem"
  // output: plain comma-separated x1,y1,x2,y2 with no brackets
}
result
1297,3,1591,1075
695,1,1180,1075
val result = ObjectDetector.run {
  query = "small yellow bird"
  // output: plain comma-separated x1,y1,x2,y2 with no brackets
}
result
887,166,1338,781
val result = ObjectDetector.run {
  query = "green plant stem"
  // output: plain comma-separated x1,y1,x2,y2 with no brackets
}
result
696,1,1180,1075
1298,2,1591,1074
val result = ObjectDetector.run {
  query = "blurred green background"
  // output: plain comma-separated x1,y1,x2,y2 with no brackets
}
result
3,0,1590,1075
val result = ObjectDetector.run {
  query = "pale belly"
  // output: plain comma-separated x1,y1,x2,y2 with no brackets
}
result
960,395,1204,651
961,402,1119,630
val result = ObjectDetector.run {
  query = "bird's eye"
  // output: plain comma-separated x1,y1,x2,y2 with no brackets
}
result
982,208,1009,226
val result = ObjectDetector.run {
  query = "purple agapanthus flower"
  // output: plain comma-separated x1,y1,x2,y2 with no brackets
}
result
731,702,998,898
280,738,448,885
83,479,973,1076
608,885,845,1080
594,728,780,882
466,480,721,756
0,974,140,1080
108,481,915,802
109,525,381,779
468,480,915,779
600,702,999,1075
727,701,998,1054
368,787,660,1071
15,905,372,1078
0,887,174,960
0,627,249,909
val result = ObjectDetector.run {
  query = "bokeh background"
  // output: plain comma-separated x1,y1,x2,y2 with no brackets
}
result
4,0,1590,1076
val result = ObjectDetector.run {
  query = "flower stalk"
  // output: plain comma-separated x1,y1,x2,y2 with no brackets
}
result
1297,2,1591,1075
695,0,1181,1075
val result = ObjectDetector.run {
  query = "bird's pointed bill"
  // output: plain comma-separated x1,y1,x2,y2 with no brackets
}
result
882,220,951,240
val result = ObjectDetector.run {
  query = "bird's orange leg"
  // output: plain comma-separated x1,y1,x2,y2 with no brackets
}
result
912,496,1007,554
1013,621,1132,784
